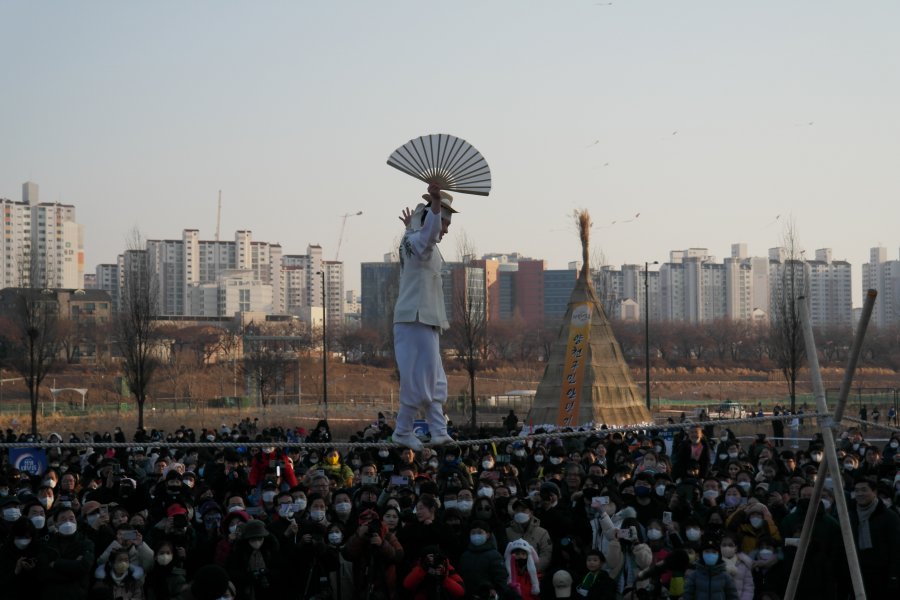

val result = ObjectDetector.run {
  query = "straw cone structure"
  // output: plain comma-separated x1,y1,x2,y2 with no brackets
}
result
526,210,652,429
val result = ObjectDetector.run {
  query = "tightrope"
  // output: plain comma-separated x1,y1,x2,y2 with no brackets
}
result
0,412,842,450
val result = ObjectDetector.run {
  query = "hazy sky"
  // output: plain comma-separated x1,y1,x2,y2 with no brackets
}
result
2,2,899,304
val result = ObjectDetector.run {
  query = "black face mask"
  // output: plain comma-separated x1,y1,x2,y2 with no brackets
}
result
515,557,528,568
398,496,413,510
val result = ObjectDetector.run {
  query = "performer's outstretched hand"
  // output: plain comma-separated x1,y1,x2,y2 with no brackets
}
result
399,207,413,227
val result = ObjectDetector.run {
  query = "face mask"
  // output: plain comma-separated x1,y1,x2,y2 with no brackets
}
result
515,557,528,567
228,505,245,514
533,455,544,463
721,545,736,558
3,507,22,521
263,448,275,455
703,552,719,566
328,532,343,545
728,452,739,459
157,552,173,566
655,484,667,497
457,500,473,513
470,533,487,546
261,491,276,503
335,502,352,515
325,455,339,466
515,450,526,458
821,498,832,510
549,457,563,465
478,487,494,498
378,450,390,458
719,453,728,461
0,488,8,497
811,452,823,462
725,495,741,507
635,486,651,498
248,539,264,550
310,510,326,522
58,521,77,536
43,479,56,489
13,536,32,550
824,477,834,490
444,499,458,510
758,549,774,560
749,516,764,529
891,441,899,449
686,528,702,541
737,481,751,492
647,528,663,540
482,460,494,470
703,489,719,501
508,486,518,496
428,460,439,469
514,512,531,525
229,524,239,534
844,462,855,471
30,515,46,530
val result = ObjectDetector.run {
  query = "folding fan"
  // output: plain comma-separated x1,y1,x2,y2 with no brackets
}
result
387,133,492,196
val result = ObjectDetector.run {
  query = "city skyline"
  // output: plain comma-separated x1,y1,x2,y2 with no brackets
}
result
3,3,899,306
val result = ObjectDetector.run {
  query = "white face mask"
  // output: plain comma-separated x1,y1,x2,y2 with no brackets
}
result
444,499,458,509
514,512,531,525
758,549,774,560
457,500,473,513
228,505,245,514
229,523,240,534
14,538,31,549
328,532,343,545
749,516,764,529
248,539,264,550
508,487,517,496
334,502,352,515
3,507,22,521
685,528,702,541
310,510,326,522
655,485,667,497
821,498,832,510
30,515,46,530
477,487,494,498
533,455,544,463
58,521,77,536
549,457,563,465
261,491,276,503
482,461,494,470
156,553,173,566
647,528,663,541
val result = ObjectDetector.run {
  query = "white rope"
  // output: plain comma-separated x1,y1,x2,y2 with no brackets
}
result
0,412,834,450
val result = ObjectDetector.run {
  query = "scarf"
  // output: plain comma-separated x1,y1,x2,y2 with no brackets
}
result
856,501,877,550
248,548,266,572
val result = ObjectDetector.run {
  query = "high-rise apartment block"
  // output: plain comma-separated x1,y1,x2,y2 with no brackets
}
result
101,231,343,324
863,246,900,328
1,181,84,289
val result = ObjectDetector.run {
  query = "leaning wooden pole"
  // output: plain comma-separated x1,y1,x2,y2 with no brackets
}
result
790,293,874,600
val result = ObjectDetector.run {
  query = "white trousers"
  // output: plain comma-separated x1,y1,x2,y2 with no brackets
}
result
393,322,448,437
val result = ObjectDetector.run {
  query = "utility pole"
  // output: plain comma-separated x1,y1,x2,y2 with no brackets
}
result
318,270,328,419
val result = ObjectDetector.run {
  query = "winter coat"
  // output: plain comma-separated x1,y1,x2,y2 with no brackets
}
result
505,516,553,574
606,539,654,593
0,537,42,600
343,523,404,598
457,536,509,596
721,554,754,600
683,560,739,600
38,531,96,600
92,562,146,600
145,563,187,600
849,499,900,599
402,561,466,600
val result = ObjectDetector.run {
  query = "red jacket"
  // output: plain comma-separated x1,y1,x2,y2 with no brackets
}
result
403,562,465,599
248,450,298,487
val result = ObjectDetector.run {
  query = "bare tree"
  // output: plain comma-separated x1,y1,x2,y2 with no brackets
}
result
445,232,488,429
769,218,808,413
115,231,160,430
0,285,62,435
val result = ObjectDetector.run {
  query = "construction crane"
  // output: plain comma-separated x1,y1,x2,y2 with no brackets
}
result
215,190,222,242
335,211,362,260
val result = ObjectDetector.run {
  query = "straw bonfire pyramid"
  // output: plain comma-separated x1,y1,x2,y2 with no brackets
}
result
526,210,652,429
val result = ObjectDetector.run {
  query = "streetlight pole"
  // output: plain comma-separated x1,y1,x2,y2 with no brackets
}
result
644,261,659,410
318,270,328,420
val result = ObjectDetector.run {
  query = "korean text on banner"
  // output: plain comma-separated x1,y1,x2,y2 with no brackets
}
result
557,303,593,427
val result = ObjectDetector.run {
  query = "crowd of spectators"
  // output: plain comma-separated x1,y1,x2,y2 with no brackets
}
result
0,414,899,600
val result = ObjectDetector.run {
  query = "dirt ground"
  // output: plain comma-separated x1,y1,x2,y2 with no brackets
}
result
1,362,897,436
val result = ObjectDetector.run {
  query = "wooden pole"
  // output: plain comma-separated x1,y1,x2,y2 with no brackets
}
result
783,289,876,600
789,293,875,600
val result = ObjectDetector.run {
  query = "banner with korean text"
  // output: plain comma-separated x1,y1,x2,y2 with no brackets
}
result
557,302,592,427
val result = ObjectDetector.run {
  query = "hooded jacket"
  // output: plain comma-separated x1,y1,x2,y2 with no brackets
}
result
506,515,552,574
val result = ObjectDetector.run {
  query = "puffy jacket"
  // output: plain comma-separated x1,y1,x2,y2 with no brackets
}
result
506,516,553,574
721,554,754,600
457,536,509,596
403,560,465,599
683,560,739,600
38,531,96,600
